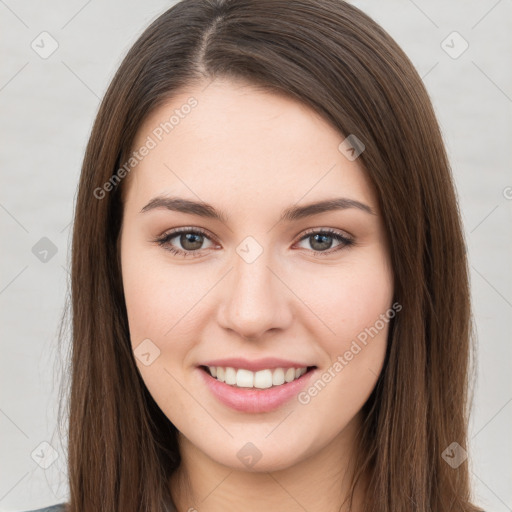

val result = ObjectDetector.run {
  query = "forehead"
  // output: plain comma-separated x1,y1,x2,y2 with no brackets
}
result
123,78,376,213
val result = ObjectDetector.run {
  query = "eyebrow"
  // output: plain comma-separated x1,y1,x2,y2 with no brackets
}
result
139,196,376,222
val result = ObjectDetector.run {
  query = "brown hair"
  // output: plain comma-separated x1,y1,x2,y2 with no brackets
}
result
58,0,483,510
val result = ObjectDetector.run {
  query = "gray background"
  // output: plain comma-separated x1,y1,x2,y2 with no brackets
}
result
1,0,511,510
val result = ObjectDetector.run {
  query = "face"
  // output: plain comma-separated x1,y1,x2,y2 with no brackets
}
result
119,78,394,473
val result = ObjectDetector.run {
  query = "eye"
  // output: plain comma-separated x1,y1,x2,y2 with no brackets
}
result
154,227,217,258
154,227,354,258
294,228,354,256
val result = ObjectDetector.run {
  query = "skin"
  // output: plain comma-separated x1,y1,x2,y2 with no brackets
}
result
119,77,394,512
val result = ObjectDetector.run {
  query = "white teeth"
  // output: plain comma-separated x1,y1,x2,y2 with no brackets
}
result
272,368,285,386
206,365,310,388
285,368,295,382
225,367,237,385
236,368,254,388
254,369,273,389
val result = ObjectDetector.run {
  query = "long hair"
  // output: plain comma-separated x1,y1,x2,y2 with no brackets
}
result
58,0,482,510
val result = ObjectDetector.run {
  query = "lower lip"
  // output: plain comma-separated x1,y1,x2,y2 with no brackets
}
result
198,366,317,413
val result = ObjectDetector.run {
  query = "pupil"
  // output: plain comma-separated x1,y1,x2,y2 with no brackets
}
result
311,234,332,251
181,233,203,250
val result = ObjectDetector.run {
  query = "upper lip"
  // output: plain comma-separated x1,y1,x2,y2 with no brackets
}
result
199,357,316,372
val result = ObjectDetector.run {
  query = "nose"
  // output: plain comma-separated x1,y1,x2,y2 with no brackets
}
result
217,248,293,340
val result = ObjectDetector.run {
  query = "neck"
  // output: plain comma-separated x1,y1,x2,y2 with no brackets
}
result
169,413,368,512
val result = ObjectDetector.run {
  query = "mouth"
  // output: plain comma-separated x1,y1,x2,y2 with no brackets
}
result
199,364,317,389
197,364,318,413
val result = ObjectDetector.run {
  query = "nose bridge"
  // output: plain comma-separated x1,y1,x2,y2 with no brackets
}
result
218,237,291,339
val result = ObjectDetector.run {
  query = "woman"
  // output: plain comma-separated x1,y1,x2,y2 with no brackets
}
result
26,0,484,510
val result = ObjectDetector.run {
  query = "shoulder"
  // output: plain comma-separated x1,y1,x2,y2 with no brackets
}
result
19,504,67,512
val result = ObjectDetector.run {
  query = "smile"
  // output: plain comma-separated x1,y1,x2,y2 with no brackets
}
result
198,365,317,413
202,365,313,389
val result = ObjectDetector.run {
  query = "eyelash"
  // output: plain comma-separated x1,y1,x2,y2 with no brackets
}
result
153,227,355,258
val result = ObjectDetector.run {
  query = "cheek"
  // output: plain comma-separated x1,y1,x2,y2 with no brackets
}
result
120,244,205,416
292,250,393,402
121,240,211,343
293,249,394,348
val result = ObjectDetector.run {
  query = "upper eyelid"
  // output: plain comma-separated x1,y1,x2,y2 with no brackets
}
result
159,226,217,244
299,226,353,240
